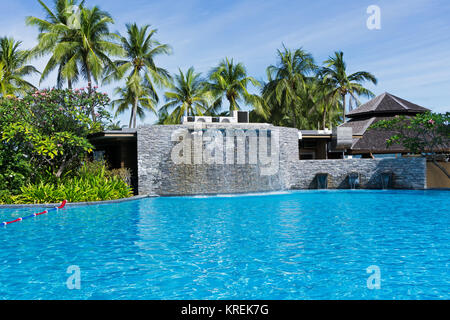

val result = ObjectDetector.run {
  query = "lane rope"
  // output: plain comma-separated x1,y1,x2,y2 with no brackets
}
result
2,200,67,226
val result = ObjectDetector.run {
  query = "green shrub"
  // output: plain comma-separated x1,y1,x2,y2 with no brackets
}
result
1,161,133,204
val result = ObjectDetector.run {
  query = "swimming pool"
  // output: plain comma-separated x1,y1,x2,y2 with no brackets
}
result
0,190,449,300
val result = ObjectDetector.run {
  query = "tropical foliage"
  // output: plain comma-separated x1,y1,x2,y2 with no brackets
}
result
207,58,266,117
1,0,384,203
3,161,132,204
0,88,130,204
0,37,39,96
0,88,110,178
105,23,171,127
320,51,377,122
371,112,450,178
26,0,82,88
159,67,209,124
262,47,317,128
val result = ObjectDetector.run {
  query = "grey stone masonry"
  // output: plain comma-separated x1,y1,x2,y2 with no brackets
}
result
137,124,427,195
288,158,426,190
138,123,292,195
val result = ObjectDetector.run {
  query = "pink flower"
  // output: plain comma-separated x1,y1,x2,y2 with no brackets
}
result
428,119,435,125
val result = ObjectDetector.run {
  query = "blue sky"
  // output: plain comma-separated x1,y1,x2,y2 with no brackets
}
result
1,0,449,125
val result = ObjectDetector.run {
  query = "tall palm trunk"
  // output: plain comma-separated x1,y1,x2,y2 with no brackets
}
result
130,96,138,128
85,64,97,122
227,93,237,115
342,93,347,123
292,104,297,128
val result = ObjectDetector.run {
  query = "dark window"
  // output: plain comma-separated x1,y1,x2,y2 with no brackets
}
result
300,140,317,149
300,153,315,160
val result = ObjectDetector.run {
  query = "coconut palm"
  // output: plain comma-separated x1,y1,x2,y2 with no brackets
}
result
51,5,122,85
208,58,266,118
111,80,158,128
0,62,13,96
26,0,82,88
0,37,39,96
159,67,209,124
105,23,171,128
49,5,123,121
305,78,341,130
263,46,317,128
320,51,377,123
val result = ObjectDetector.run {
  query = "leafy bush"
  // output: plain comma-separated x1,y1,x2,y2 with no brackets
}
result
0,161,133,204
0,88,111,182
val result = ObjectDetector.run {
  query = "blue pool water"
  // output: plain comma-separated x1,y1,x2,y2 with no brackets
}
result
0,190,449,300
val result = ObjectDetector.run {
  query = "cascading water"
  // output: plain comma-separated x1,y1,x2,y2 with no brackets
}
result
381,172,393,189
316,174,328,189
348,173,359,189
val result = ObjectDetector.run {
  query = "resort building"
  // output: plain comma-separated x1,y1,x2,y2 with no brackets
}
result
340,92,431,158
88,93,447,194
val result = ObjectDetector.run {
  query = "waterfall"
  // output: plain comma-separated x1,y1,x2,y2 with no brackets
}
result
348,173,359,189
316,174,328,189
381,172,393,189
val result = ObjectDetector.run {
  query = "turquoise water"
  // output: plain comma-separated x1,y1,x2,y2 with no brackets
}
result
0,190,449,300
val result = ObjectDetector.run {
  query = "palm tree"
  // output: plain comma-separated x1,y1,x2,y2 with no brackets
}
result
263,46,317,128
305,78,341,130
26,0,82,88
50,5,123,121
0,37,39,96
111,81,158,128
320,51,377,123
105,23,171,128
0,62,13,96
159,67,209,124
208,58,266,117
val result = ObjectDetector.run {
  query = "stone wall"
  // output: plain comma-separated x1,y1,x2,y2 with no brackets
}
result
288,158,426,190
137,124,427,195
137,124,297,196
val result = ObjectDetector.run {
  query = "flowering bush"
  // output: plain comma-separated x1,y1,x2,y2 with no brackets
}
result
371,112,450,178
371,112,449,155
0,87,112,186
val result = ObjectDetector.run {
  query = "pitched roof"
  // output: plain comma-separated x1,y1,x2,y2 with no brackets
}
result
340,117,376,136
347,92,429,118
343,116,450,153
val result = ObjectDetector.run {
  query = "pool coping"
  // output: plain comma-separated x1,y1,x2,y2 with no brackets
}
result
0,194,154,209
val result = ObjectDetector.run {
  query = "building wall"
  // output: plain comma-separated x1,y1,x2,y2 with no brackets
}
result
427,162,450,189
137,125,427,195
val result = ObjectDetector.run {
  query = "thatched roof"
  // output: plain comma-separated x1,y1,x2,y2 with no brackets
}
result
339,93,436,154
342,116,408,153
347,92,429,118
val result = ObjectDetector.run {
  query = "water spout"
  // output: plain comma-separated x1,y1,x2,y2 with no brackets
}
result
316,173,328,189
348,173,359,189
380,172,393,189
